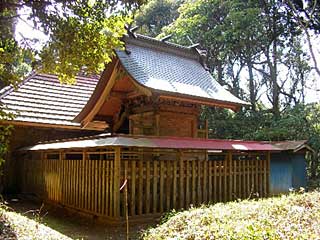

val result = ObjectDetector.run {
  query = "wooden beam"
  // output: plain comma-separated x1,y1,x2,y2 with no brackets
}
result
113,107,129,133
113,147,121,219
157,94,244,111
82,60,120,128
109,91,129,99
85,121,109,131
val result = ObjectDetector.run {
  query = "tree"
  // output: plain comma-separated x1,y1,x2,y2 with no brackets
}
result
0,0,144,167
135,0,182,37
284,0,320,77
0,0,144,85
161,0,272,110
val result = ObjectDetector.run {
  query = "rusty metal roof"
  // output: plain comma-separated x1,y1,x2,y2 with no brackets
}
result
22,134,281,151
0,72,99,128
272,140,312,152
116,35,248,106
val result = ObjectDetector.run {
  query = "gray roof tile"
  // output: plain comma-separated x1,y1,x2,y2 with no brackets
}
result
0,73,99,127
116,35,247,105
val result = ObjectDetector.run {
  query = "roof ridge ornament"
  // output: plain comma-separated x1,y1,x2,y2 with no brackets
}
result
186,35,209,71
160,34,172,42
125,24,139,38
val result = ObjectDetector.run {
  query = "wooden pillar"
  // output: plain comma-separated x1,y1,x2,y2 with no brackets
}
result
113,147,121,218
179,150,184,209
155,114,160,136
266,152,270,197
228,152,232,201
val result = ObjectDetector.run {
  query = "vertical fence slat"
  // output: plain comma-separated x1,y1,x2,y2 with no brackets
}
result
179,151,184,209
173,160,177,209
160,160,164,213
138,159,143,215
131,160,136,216
153,161,158,214
146,160,150,214
192,160,196,204
185,159,190,208
102,156,106,215
166,161,171,211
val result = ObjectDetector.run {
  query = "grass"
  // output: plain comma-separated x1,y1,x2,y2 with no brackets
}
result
0,203,72,240
142,190,320,240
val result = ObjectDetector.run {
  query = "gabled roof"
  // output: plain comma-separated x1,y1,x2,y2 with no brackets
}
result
0,72,99,129
116,34,247,106
272,140,313,152
21,134,280,151
74,34,248,127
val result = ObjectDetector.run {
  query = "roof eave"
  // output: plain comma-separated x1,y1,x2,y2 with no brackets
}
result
153,89,248,111
73,58,119,125
0,120,103,131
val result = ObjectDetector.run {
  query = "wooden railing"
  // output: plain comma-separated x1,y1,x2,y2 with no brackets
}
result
120,150,269,218
20,148,270,223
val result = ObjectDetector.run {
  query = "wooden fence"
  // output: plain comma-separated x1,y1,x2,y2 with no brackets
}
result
20,147,270,223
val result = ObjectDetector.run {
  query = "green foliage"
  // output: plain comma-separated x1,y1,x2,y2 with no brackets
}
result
142,191,320,239
0,0,144,85
0,0,143,170
135,0,182,37
40,13,129,83
201,103,320,179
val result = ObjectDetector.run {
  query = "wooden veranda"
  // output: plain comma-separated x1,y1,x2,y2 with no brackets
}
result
21,141,271,223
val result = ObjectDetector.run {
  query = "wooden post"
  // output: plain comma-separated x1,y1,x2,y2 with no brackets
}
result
124,161,129,240
155,114,160,136
266,152,270,196
179,150,184,209
228,152,232,201
114,147,121,219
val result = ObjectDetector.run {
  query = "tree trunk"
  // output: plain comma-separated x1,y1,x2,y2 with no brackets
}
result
247,58,256,111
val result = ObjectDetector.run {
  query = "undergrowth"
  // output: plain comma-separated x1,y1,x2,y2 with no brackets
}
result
142,191,320,240
0,202,71,240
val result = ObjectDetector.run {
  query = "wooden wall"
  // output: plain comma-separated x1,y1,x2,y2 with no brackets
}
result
128,101,199,138
20,147,270,223
3,125,97,193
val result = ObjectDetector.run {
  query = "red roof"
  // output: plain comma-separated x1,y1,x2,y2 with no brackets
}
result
22,134,281,151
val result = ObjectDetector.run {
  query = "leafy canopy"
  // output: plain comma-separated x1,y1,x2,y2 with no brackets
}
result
0,0,145,85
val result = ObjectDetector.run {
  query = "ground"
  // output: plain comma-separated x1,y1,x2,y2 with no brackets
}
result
143,190,320,239
0,195,151,240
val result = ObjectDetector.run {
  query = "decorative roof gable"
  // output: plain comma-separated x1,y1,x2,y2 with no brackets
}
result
116,34,247,106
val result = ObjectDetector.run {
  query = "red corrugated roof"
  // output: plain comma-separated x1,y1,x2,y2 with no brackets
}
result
22,134,281,151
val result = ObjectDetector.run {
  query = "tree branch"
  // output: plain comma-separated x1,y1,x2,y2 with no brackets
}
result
285,0,320,77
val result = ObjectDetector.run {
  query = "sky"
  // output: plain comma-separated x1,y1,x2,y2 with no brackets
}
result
15,9,320,105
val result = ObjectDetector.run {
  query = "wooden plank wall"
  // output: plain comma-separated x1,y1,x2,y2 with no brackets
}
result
21,149,117,219
21,147,270,222
120,149,270,219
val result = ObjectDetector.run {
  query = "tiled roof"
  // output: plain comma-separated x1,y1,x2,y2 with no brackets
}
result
0,73,99,127
116,34,248,106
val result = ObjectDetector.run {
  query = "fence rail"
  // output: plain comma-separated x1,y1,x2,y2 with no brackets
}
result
21,147,270,222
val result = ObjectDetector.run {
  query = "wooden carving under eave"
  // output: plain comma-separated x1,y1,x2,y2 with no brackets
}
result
79,59,121,128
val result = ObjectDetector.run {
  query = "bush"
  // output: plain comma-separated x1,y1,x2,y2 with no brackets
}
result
142,191,320,240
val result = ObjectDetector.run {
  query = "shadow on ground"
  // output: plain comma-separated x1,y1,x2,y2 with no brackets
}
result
0,213,17,240
4,195,155,240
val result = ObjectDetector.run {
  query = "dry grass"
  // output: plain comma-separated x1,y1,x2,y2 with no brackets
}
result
142,190,320,240
0,204,71,240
